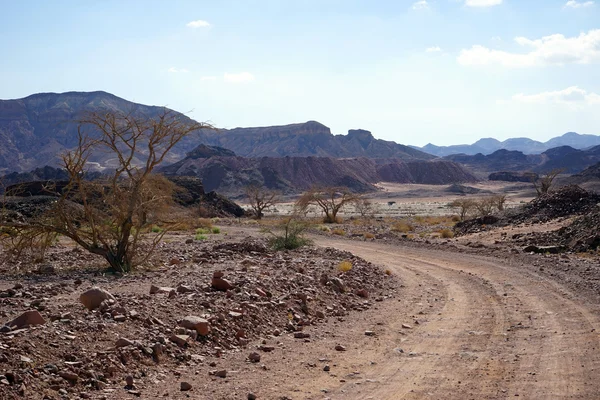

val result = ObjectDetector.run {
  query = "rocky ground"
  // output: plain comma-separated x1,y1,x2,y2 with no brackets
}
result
0,228,397,400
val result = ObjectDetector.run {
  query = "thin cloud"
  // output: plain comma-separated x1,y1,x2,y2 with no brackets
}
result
512,86,600,106
168,67,189,73
412,1,429,10
200,76,217,81
458,29,600,67
426,46,442,52
465,0,502,7
223,72,255,83
186,20,211,28
564,0,595,8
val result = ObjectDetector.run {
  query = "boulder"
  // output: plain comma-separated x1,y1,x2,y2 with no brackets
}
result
6,310,46,329
79,287,115,311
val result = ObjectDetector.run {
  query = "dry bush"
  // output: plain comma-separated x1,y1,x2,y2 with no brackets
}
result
331,228,346,236
363,232,375,239
0,109,213,273
196,218,213,229
245,184,280,219
448,198,476,221
391,220,414,233
338,260,353,272
439,229,454,238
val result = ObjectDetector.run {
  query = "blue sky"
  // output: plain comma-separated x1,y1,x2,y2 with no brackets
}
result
1,0,599,146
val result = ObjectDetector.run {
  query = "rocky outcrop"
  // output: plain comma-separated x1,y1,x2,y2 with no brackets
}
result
488,171,538,183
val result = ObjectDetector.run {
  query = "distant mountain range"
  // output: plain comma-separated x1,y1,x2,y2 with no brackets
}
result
413,132,600,157
160,145,476,196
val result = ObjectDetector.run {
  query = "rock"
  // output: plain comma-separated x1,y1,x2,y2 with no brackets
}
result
176,285,194,293
294,332,310,339
113,314,126,322
248,393,257,400
59,371,79,382
330,277,345,292
170,334,191,348
212,370,227,378
248,352,261,363
125,375,134,388
179,316,211,336
181,381,193,391
335,344,346,351
355,289,369,298
115,338,135,348
0,325,11,333
402,323,412,329
150,285,175,295
79,287,115,311
5,310,46,329
364,330,375,336
211,277,234,291
229,311,243,319
323,365,330,372
213,270,225,279
315,310,325,319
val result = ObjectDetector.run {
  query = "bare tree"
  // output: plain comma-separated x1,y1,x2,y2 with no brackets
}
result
1,109,212,272
245,184,280,219
532,169,563,197
448,198,476,221
491,194,507,211
296,187,360,223
353,196,377,218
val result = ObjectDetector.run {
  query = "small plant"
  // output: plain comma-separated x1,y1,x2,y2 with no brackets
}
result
194,234,208,241
391,220,414,233
384,269,392,276
338,260,353,272
211,227,221,234
363,232,375,239
439,229,454,238
151,225,163,233
268,218,312,250
195,227,211,235
197,218,213,229
332,228,346,236
319,225,331,232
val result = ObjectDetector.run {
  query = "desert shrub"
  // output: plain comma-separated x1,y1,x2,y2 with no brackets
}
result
391,220,414,233
331,228,346,236
439,229,454,238
363,232,375,239
319,225,331,232
195,227,211,235
194,234,208,241
211,227,221,234
197,218,213,229
338,260,352,272
268,218,312,250
296,187,359,224
151,225,163,233
384,269,392,276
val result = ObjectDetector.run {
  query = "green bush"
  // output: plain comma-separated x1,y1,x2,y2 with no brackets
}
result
195,227,211,235
211,227,221,234
195,234,208,241
269,218,312,250
151,225,163,233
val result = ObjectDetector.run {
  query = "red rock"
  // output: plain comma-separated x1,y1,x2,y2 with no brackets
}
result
211,277,233,291
355,289,369,298
181,381,193,391
213,270,225,279
170,334,191,348
335,344,346,351
178,316,211,336
6,310,46,329
79,288,115,311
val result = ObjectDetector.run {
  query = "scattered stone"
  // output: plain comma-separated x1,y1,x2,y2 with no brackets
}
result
402,323,412,329
210,369,227,378
5,310,46,329
335,345,346,351
176,285,194,293
115,338,135,348
179,316,211,336
125,375,134,388
248,393,257,400
323,365,331,372
170,334,191,348
364,330,375,336
181,381,193,391
59,371,79,382
79,287,115,311
294,332,310,339
248,352,261,363
211,275,234,291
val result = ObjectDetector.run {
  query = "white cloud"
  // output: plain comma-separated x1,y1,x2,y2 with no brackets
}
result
564,0,595,8
168,67,189,73
465,0,502,7
512,86,600,106
426,46,442,52
223,72,255,83
458,29,600,67
186,20,211,28
412,1,429,10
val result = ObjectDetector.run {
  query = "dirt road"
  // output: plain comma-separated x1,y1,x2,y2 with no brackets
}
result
285,238,600,400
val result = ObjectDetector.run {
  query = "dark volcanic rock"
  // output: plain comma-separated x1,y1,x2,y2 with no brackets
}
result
489,171,538,183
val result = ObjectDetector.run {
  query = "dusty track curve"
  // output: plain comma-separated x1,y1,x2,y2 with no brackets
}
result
305,238,600,400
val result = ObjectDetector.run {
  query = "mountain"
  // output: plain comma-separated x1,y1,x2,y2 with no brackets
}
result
195,124,433,160
413,132,600,157
445,145,600,176
160,146,477,197
0,92,434,174
0,91,203,173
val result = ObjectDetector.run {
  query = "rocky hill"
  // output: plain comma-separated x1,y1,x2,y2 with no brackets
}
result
161,146,477,197
196,123,433,160
445,145,600,177
416,132,600,157
0,91,205,173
